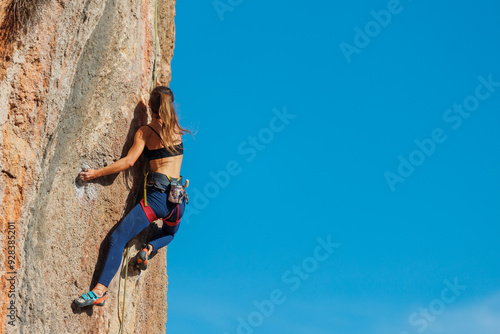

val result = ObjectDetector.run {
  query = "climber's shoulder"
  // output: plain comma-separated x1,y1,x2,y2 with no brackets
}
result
138,124,158,136
137,125,152,136
130,126,149,144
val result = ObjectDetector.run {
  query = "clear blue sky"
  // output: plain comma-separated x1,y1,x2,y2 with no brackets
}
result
166,1,500,333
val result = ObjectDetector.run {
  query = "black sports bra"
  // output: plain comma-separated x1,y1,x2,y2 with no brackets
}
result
144,125,183,160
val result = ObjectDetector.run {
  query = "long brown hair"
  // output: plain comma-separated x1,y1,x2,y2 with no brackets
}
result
149,86,192,155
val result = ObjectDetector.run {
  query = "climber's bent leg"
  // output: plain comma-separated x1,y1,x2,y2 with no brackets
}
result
97,203,151,287
148,197,185,252
148,223,180,252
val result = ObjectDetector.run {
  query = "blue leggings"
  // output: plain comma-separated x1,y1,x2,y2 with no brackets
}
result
98,186,185,287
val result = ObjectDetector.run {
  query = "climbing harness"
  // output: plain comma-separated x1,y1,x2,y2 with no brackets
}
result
141,172,188,226
143,171,189,207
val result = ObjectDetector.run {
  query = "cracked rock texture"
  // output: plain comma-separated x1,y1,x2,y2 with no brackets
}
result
0,0,176,333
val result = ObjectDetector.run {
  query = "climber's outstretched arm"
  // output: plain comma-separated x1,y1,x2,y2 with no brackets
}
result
79,128,146,181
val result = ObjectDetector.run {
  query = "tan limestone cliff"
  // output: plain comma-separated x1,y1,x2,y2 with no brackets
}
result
0,0,177,333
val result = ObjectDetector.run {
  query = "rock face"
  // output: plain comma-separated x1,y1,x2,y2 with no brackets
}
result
0,0,176,333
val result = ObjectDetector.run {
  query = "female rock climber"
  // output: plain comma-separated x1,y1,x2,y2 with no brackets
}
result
74,86,192,307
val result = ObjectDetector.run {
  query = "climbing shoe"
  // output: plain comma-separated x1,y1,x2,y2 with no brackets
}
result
74,290,106,307
135,246,150,271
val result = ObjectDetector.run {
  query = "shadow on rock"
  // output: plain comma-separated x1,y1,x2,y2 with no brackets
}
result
70,301,97,316
73,101,150,313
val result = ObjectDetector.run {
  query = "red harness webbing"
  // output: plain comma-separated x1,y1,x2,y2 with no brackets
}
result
140,199,157,223
140,199,181,226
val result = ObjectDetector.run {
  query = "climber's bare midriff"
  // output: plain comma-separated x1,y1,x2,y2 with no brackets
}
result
149,155,183,178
